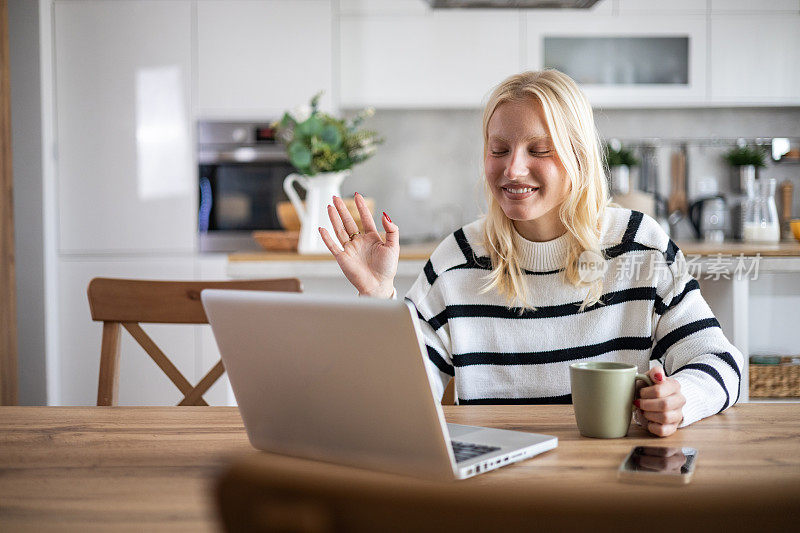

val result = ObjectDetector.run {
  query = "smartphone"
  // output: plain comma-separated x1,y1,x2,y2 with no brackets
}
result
617,446,697,485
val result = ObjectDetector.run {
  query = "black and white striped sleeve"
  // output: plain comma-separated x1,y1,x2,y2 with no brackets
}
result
404,261,454,402
652,245,744,427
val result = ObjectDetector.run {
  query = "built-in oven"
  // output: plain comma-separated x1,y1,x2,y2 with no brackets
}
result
198,121,296,252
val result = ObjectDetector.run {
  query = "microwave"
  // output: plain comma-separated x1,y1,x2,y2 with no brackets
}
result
197,121,297,252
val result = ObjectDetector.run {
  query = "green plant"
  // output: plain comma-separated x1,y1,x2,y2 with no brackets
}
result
604,143,639,168
273,92,384,175
723,145,767,167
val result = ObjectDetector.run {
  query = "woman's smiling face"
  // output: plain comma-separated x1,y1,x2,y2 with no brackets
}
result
484,97,571,241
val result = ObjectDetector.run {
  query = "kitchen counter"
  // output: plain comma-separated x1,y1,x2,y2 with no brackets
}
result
227,239,800,275
678,240,800,257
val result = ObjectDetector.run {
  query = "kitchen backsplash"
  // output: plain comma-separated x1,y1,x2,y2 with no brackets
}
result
342,106,800,243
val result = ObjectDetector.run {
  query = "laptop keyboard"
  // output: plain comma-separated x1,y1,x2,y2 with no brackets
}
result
451,441,500,463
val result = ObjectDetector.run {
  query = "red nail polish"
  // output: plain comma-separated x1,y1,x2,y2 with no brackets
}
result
383,211,393,223
634,399,641,408
655,373,664,382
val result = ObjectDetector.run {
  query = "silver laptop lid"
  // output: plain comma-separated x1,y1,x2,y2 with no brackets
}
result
201,290,458,480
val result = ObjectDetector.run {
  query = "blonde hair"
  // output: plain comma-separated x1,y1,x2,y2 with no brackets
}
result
480,69,609,311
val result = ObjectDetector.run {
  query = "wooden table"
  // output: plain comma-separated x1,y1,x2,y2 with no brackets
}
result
1,405,799,531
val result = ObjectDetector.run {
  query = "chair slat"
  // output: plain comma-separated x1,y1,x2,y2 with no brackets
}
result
179,360,225,406
122,322,208,406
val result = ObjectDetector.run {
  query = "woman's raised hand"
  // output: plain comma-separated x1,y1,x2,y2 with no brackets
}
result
318,193,399,298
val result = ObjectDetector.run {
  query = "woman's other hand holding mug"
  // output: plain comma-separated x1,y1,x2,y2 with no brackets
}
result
634,365,686,438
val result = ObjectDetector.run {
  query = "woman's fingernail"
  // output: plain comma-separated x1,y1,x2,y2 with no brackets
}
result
634,399,641,408
383,211,393,223
655,373,664,382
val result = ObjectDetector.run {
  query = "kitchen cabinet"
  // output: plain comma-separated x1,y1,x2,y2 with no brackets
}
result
617,0,707,14
710,0,799,13
338,10,520,108
338,0,429,14
196,0,333,118
54,0,196,253
525,12,708,107
57,257,198,406
225,252,428,299
709,14,800,105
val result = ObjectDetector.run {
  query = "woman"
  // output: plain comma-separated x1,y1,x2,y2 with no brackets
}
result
318,69,742,438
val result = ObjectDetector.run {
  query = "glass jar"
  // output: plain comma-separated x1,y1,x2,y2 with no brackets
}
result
743,178,780,243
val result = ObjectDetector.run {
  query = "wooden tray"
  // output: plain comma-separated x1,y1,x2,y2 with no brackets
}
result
252,231,299,252
277,198,374,231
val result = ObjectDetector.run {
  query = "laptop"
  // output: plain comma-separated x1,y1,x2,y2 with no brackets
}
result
201,290,558,481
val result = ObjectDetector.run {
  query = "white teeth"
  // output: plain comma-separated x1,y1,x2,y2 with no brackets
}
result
505,187,536,194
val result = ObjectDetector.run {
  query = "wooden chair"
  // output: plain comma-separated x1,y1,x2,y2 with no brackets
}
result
214,453,598,533
87,277,301,406
215,452,799,533
442,378,455,405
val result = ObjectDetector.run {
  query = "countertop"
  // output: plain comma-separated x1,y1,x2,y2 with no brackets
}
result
229,240,800,263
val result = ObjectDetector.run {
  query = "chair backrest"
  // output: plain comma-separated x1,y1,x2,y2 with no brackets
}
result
215,452,800,533
87,277,302,406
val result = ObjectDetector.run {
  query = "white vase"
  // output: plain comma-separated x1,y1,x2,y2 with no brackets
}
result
611,165,630,195
283,170,350,254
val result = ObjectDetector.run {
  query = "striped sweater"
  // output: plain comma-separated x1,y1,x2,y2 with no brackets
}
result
404,207,743,428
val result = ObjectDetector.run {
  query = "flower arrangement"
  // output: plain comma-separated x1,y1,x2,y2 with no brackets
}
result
604,141,639,168
723,145,767,168
273,92,383,176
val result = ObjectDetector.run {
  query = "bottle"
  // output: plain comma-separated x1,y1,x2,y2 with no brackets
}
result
743,178,780,243
778,180,794,240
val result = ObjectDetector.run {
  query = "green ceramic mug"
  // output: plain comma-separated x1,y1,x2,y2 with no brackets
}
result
569,362,654,439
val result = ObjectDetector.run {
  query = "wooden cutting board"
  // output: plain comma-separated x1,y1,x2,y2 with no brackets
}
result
667,149,688,215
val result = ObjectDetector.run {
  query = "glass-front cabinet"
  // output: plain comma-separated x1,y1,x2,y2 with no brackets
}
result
525,13,707,107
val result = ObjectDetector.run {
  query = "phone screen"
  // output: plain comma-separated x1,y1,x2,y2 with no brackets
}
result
618,446,697,484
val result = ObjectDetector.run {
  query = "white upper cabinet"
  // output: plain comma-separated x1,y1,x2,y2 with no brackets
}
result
196,0,333,118
339,10,520,108
338,0,429,14
54,0,196,253
709,13,800,104
710,0,799,12
617,0,707,13
525,12,707,107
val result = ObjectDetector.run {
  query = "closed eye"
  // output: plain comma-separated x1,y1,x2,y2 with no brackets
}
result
489,150,551,156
